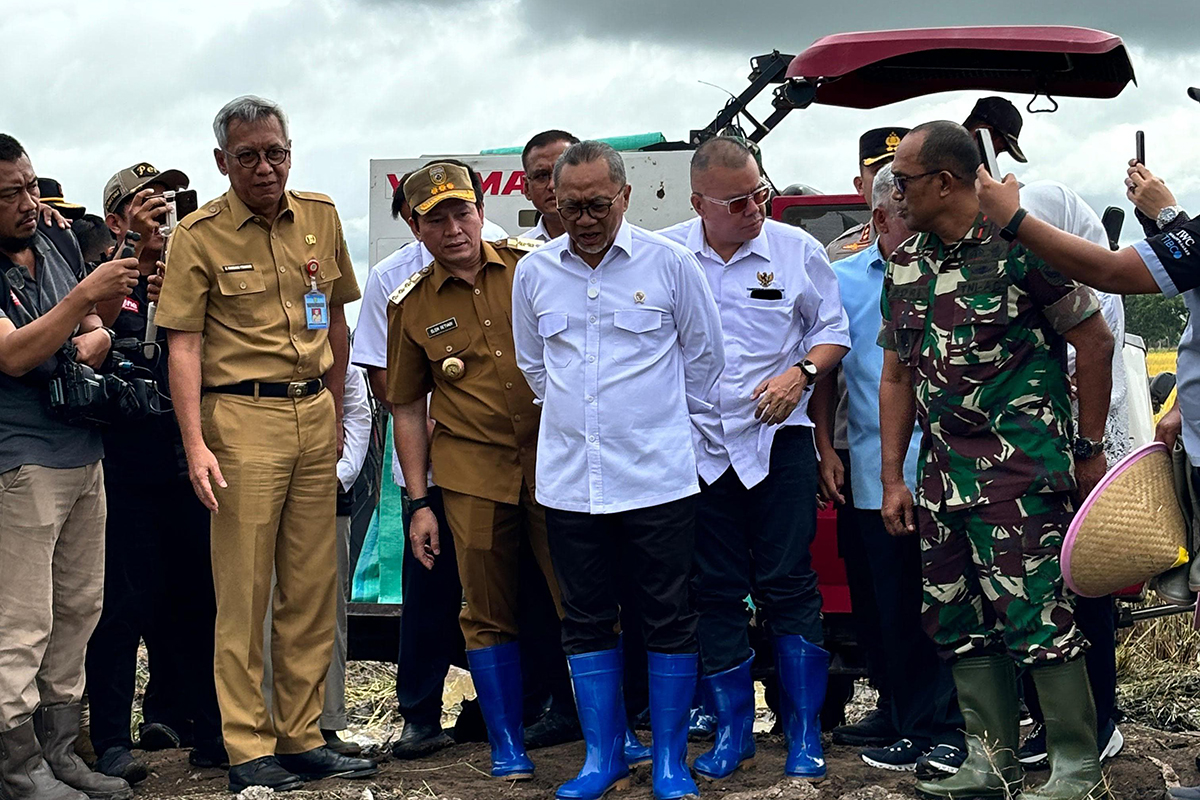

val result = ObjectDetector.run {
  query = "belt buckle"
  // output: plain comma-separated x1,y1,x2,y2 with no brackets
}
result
287,381,307,398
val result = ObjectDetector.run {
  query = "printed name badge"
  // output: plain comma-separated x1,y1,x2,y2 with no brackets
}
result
305,291,329,330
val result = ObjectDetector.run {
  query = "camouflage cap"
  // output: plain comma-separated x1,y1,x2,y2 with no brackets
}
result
102,162,189,216
403,163,477,216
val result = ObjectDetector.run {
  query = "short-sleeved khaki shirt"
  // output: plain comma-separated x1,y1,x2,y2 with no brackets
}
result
386,240,539,504
156,188,360,387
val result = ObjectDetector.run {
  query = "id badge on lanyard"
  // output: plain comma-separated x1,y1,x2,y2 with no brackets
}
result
304,258,328,330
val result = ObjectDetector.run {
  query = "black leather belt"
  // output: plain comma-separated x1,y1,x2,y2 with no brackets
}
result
206,378,325,399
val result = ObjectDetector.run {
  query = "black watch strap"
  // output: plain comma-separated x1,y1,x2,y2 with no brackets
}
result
999,207,1028,242
408,495,432,514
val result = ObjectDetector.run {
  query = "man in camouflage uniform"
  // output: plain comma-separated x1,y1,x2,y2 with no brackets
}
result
878,122,1114,800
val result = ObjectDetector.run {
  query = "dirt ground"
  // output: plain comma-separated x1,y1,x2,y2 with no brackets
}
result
127,721,1199,800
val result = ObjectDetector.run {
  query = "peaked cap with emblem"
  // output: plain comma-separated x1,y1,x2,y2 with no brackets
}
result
859,127,910,168
103,162,190,215
404,163,477,216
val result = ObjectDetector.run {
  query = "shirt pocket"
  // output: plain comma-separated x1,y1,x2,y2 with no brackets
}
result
611,308,667,365
947,279,1011,365
892,300,928,366
422,329,470,363
310,255,342,293
537,311,572,368
214,268,270,326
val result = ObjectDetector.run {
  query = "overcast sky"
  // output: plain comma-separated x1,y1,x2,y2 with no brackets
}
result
11,0,1200,321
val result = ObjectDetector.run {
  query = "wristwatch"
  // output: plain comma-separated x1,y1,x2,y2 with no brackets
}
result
408,495,433,514
1072,437,1106,461
999,208,1028,242
1157,205,1185,229
794,359,819,386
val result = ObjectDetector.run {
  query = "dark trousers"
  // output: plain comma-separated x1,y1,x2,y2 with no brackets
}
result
849,505,963,746
1023,594,1116,729
693,426,822,675
516,532,574,719
395,488,465,727
546,496,698,656
85,471,219,753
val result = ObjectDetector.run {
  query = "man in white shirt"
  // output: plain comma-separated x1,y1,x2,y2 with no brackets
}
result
513,141,725,800
521,130,579,243
659,137,850,783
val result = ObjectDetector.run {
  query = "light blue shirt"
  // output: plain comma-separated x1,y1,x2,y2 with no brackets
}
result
658,217,851,488
831,240,920,510
512,220,726,514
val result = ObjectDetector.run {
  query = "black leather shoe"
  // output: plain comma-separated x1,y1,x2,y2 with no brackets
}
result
391,722,454,760
320,730,361,757
276,747,377,781
189,739,229,770
93,748,147,786
136,723,181,752
227,756,303,793
523,709,582,750
831,706,899,747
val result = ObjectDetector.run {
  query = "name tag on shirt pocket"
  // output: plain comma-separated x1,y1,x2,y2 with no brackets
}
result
749,288,784,301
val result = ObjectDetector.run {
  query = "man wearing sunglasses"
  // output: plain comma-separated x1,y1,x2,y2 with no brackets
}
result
879,121,1113,800
658,136,849,784
156,95,375,792
512,140,725,800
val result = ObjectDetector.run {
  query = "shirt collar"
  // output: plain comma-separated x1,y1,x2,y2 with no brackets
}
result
432,241,508,291
561,217,633,265
227,187,294,230
869,238,887,270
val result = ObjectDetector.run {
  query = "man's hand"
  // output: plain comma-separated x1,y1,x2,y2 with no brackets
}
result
1074,454,1107,504
186,444,227,513
409,506,440,570
38,203,69,229
975,166,1021,227
127,189,168,242
1156,402,1183,451
146,263,164,304
79,257,139,303
1126,160,1178,222
751,366,806,425
71,328,111,368
881,480,916,536
817,448,845,508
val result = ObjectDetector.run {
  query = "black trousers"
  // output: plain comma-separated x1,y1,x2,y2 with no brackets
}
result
693,426,823,675
516,525,575,719
1023,595,1116,729
395,488,465,727
847,504,963,746
546,496,698,656
85,470,219,753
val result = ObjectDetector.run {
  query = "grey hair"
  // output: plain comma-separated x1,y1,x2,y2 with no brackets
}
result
213,95,289,150
553,140,626,188
871,162,898,212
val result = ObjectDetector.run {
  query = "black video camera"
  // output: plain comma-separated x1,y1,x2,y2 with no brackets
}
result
47,339,157,427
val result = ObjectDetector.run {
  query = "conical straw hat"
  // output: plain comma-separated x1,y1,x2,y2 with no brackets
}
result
1062,442,1189,598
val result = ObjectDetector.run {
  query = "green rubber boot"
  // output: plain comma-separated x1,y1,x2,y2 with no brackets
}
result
1021,658,1106,800
915,655,1021,799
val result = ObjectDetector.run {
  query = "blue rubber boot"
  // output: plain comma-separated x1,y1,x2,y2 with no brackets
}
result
693,652,756,780
465,642,535,779
647,652,700,800
624,729,651,769
775,635,829,780
556,649,631,800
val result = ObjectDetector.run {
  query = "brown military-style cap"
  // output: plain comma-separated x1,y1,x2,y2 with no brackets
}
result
403,163,477,216
103,162,189,216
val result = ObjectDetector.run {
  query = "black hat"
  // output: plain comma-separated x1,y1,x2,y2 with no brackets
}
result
859,127,910,168
36,178,87,220
963,96,1027,163
1188,87,1200,103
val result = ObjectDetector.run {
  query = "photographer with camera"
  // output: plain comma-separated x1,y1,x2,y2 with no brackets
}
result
0,134,141,800
84,163,225,784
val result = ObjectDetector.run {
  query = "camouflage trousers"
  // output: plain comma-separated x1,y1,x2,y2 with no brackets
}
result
917,492,1087,665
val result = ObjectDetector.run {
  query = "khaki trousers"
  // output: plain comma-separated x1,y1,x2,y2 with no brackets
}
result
202,391,337,765
0,462,106,730
441,484,562,650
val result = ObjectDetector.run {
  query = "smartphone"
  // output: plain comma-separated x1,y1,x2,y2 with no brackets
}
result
158,189,199,237
976,129,1000,177
1135,130,1146,166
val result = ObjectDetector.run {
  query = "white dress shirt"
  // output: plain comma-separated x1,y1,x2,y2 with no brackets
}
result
513,220,726,514
337,365,373,493
657,217,851,488
522,217,553,242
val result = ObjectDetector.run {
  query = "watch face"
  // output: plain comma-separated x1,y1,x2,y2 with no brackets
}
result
1160,206,1181,225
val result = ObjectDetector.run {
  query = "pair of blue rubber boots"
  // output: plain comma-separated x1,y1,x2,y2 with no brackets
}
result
693,637,830,784
463,643,650,787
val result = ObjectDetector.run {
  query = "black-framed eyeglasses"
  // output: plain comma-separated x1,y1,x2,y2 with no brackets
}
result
892,170,956,197
557,189,624,222
224,146,291,169
695,182,771,215
525,169,553,186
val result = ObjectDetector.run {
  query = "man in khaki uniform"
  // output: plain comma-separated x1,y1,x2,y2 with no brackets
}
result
386,162,561,781
155,95,375,793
